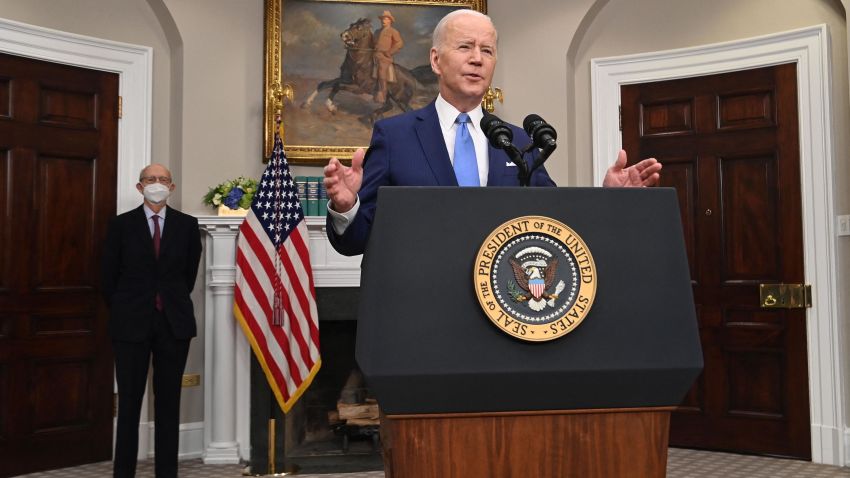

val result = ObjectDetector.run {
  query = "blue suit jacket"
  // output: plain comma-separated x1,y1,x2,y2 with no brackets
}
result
327,101,556,256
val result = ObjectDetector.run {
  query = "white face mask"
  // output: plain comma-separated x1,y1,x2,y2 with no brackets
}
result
142,183,171,204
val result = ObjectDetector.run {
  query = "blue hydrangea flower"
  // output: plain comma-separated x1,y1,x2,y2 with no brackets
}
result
223,187,245,209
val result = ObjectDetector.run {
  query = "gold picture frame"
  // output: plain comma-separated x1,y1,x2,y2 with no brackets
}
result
264,0,487,164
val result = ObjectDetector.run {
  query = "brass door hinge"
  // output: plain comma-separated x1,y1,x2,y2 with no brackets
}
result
760,283,812,309
618,105,622,131
118,95,122,119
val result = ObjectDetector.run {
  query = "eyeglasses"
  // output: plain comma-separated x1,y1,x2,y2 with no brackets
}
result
140,176,172,185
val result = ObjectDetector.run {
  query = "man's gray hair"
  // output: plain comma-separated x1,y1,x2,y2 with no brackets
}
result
139,163,172,181
431,9,496,51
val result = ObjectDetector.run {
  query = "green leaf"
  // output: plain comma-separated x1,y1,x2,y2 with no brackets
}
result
238,195,252,209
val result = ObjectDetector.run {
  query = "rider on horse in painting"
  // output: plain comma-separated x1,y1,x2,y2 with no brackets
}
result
373,10,404,103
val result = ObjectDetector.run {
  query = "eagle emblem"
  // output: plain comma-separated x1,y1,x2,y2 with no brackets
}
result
508,246,566,312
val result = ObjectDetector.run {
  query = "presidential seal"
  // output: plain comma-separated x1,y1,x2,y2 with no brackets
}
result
474,216,597,342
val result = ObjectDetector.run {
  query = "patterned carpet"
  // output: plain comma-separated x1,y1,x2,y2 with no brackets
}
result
13,448,850,477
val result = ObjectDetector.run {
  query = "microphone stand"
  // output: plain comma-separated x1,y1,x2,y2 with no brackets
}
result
518,141,557,186
503,143,531,187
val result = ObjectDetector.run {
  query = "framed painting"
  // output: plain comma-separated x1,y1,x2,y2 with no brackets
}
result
264,0,487,163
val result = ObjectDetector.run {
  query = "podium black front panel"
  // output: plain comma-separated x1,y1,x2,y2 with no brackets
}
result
355,187,702,414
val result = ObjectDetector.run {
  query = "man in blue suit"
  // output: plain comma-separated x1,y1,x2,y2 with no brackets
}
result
324,9,661,256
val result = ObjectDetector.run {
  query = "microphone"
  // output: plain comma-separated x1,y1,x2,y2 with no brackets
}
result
522,114,558,178
480,112,514,150
523,114,557,150
480,111,530,186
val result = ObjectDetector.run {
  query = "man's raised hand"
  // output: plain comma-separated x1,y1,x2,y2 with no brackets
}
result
323,148,366,213
602,149,662,187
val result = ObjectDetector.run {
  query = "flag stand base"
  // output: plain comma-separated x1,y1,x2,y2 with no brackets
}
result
242,465,299,477
242,418,299,475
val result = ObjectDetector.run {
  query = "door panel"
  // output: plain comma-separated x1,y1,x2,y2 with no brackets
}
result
719,154,779,280
0,52,118,477
36,157,97,289
658,156,697,278
621,63,809,459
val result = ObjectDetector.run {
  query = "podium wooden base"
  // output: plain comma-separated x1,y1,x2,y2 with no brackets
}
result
381,407,673,478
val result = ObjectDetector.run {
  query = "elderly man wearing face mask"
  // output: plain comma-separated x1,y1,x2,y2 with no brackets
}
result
101,163,202,478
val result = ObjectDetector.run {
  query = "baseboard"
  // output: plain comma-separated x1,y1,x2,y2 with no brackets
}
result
841,426,850,467
178,422,205,459
136,421,205,460
811,423,844,466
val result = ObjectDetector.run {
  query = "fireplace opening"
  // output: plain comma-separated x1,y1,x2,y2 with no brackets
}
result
287,320,383,472
250,288,383,474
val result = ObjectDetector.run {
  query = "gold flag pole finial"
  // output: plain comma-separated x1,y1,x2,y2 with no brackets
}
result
482,86,504,113
270,83,294,134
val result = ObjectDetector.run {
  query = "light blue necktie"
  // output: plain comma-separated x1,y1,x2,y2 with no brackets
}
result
453,113,479,186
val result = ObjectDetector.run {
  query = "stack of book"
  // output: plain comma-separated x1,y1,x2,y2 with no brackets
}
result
294,176,327,216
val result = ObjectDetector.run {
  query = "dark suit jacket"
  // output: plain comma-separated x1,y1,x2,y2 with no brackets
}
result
327,101,556,256
101,205,202,342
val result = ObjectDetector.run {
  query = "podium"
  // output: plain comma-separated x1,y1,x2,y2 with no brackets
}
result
355,187,703,478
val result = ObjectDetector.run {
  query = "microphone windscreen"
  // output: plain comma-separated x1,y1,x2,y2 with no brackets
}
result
480,112,500,135
480,112,514,149
523,114,544,134
523,113,557,146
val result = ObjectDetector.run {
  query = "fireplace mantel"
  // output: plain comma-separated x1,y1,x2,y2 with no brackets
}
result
197,215,362,463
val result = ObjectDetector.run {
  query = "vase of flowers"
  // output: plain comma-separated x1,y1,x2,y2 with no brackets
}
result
203,176,258,216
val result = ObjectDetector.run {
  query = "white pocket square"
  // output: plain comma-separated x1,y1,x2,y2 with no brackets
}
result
505,162,517,167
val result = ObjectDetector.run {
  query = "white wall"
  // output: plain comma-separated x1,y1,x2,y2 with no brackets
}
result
161,0,265,216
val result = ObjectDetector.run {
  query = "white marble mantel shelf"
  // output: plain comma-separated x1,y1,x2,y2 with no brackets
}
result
196,215,362,463
198,215,362,287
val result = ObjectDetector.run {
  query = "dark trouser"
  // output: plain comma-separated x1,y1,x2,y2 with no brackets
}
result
112,312,191,478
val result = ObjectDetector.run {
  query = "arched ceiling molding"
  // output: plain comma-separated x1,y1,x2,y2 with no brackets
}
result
145,0,183,51
563,0,609,184
565,0,610,66
145,0,185,204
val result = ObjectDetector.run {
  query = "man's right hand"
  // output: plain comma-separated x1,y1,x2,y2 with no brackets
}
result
323,148,365,213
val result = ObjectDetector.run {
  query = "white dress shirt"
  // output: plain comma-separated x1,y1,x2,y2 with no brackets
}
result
143,204,167,237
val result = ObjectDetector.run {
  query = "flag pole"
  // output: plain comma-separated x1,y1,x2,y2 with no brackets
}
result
238,102,319,476
269,418,275,475
242,112,299,478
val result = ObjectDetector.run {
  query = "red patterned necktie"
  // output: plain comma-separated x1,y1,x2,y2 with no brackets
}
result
152,215,162,311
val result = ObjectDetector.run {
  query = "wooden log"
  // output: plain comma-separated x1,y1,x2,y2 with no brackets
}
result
327,410,342,424
338,401,380,420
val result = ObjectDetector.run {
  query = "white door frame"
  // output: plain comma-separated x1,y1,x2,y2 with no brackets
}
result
591,25,843,466
0,16,152,214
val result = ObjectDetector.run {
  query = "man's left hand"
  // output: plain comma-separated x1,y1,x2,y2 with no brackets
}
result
603,149,662,187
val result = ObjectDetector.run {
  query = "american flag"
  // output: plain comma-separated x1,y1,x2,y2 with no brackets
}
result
233,131,320,413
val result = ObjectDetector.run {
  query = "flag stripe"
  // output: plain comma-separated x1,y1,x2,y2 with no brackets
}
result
233,288,293,400
237,227,307,384
234,249,300,393
276,231,318,366
240,217,312,377
289,225,321,344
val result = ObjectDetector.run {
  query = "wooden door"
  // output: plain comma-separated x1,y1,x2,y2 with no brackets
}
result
0,52,118,476
621,64,810,459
